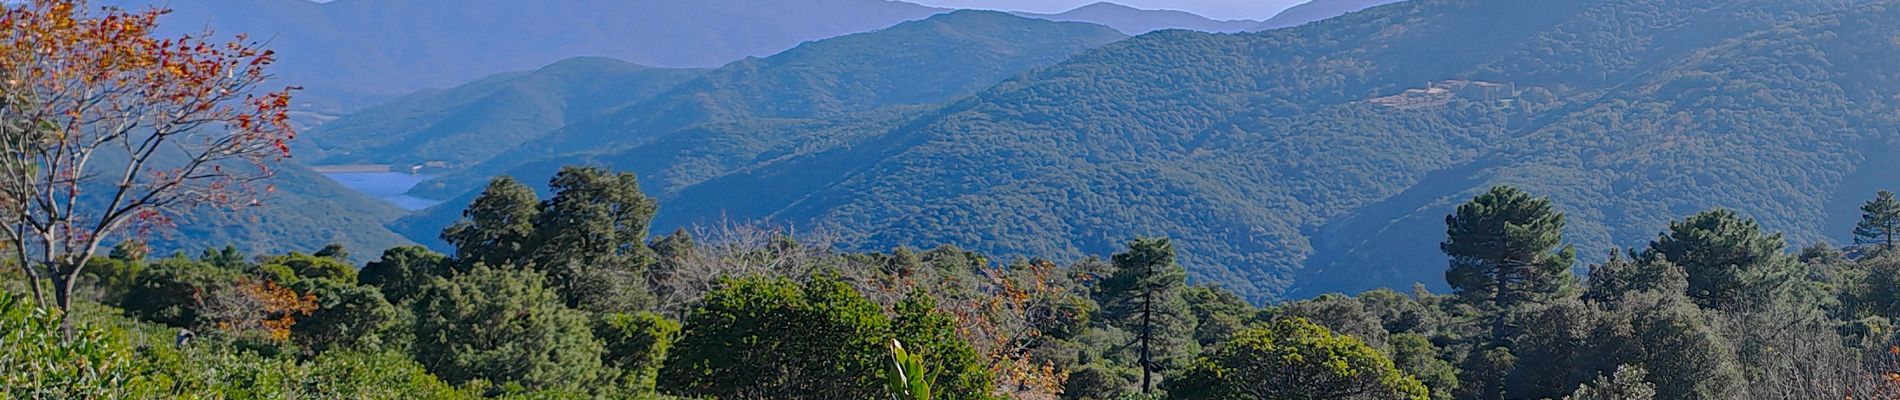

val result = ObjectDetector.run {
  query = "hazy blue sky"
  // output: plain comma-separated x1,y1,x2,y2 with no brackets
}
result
902,0,1310,21
297,0,1306,22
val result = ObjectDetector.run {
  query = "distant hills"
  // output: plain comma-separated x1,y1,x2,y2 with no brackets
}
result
371,11,1128,247
1016,2,1260,34
1256,0,1406,29
160,0,1900,302
100,0,952,112
102,0,1327,114
337,0,1899,303
302,58,706,167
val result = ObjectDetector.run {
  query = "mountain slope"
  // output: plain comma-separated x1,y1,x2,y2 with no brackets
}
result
590,0,1881,302
101,0,949,112
387,11,1128,247
1256,0,1407,30
405,11,1129,199
301,58,706,167
157,163,415,264
1016,2,1260,34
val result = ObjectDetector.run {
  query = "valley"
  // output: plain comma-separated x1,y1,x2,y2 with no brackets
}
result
9,1,1900,399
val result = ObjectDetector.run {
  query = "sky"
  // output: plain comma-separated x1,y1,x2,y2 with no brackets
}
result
297,0,1310,23
900,0,1311,21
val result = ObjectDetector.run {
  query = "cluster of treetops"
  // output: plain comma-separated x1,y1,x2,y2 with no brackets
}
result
10,166,1900,400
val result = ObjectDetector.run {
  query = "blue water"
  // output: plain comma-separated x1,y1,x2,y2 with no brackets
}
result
322,172,445,211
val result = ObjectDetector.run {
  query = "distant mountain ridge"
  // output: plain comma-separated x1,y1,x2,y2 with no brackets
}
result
98,0,952,112
389,0,1896,303
156,0,1900,304
302,58,707,167
1015,2,1261,34
340,11,1129,246
1256,0,1407,30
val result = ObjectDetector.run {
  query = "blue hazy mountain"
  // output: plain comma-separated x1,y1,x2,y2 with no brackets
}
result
404,0,1893,302
1256,0,1407,30
302,58,707,167
1015,2,1261,34
100,0,950,112
329,11,1128,246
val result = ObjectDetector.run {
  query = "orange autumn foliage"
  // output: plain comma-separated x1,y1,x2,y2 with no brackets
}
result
218,279,316,342
0,0,296,316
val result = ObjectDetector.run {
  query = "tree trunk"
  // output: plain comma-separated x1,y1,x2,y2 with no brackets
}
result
1490,264,1512,345
51,270,74,339
1140,266,1154,395
17,254,46,308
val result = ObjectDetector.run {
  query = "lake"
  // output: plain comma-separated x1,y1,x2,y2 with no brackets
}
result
321,171,446,211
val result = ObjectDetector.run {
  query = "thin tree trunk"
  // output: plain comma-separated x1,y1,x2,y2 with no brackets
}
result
1141,264,1154,395
1491,270,1509,345
12,240,45,307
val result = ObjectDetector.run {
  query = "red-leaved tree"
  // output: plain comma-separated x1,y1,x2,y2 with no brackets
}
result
0,0,295,331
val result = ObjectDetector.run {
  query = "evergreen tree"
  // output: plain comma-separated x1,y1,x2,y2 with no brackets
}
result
1641,209,1783,309
409,265,605,392
658,276,890,399
1097,238,1198,395
1062,363,1139,400
1456,346,1517,400
1169,318,1429,400
359,246,454,304
1389,333,1460,400
292,279,400,355
1583,253,1688,306
596,311,680,391
121,257,241,328
1860,253,1900,318
1856,190,1900,249
1441,186,1577,344
530,166,661,313
1504,300,1599,400
314,243,350,262
441,177,541,268
1183,285,1254,347
1585,290,1741,400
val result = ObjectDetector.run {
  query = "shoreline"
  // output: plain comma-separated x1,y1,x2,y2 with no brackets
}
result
309,164,394,173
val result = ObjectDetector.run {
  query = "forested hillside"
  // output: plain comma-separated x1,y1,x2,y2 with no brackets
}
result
15,169,1900,399
161,165,415,264
384,11,1129,245
302,58,707,167
1254,0,1404,29
16,0,1900,399
373,0,1900,302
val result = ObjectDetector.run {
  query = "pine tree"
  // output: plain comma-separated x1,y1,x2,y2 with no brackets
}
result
441,177,541,268
530,166,662,313
1856,190,1900,249
1442,186,1577,345
1641,209,1782,310
1097,238,1197,395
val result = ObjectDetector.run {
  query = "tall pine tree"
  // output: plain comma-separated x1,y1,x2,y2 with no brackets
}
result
1097,238,1197,395
1856,190,1900,249
1442,186,1577,344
